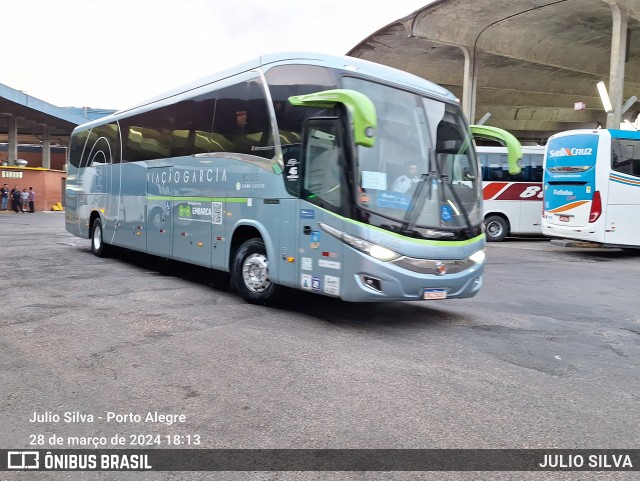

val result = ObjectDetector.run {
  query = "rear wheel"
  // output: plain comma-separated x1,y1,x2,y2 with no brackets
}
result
485,215,509,242
90,218,110,257
233,238,278,305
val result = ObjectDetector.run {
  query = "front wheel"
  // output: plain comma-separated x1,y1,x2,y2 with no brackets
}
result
485,215,509,242
232,238,278,305
90,218,110,257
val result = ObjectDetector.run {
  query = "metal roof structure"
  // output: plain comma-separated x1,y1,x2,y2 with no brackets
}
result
348,0,640,143
0,83,88,146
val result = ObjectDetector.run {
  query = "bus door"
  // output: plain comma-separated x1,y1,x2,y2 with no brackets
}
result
146,166,173,257
297,119,346,298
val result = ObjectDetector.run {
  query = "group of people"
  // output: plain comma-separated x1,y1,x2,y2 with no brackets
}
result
0,183,35,213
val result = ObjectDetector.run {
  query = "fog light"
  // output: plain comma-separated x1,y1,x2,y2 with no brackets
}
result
361,275,382,292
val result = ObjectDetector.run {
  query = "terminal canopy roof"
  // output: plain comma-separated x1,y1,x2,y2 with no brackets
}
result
348,0,640,143
0,83,87,145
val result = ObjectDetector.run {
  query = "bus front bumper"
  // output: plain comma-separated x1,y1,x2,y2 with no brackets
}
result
338,251,485,302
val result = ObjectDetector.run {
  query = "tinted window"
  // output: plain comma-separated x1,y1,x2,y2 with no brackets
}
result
265,64,337,196
211,78,274,159
612,138,640,177
119,81,276,162
69,122,119,168
120,103,177,162
265,64,337,141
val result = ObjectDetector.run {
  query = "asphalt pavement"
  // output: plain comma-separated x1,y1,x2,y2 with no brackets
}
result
1,211,638,481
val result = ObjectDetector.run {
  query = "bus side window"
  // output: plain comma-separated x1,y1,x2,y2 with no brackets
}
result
509,153,529,181
488,165,504,180
211,79,274,159
530,166,543,181
477,153,488,181
508,170,524,182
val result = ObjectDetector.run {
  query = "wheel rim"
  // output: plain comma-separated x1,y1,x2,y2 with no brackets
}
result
242,253,270,293
487,221,503,238
92,224,102,251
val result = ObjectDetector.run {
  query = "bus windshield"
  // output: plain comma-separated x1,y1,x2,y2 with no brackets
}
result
343,77,480,237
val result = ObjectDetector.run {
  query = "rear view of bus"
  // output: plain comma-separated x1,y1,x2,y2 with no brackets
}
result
542,127,640,248
542,130,602,242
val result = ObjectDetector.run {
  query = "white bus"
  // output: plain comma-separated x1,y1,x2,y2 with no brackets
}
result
542,128,640,248
65,51,519,304
477,145,545,241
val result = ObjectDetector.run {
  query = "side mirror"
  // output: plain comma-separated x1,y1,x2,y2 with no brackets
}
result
288,89,377,148
470,125,522,175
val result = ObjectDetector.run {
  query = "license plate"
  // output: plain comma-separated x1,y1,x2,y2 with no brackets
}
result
423,288,447,300
559,215,569,222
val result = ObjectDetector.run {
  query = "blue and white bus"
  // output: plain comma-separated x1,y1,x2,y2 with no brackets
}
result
65,51,519,304
542,129,640,248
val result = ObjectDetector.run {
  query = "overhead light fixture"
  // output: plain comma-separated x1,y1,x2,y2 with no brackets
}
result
477,112,492,125
597,81,613,115
621,95,638,115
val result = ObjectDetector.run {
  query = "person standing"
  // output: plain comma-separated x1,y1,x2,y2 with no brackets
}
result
0,183,8,211
12,186,23,213
21,189,29,213
28,187,35,213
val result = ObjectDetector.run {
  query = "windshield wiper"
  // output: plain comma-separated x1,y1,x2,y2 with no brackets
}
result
401,170,435,233
440,174,473,235
400,148,473,236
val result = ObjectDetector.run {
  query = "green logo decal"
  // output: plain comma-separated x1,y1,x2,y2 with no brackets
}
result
178,205,192,217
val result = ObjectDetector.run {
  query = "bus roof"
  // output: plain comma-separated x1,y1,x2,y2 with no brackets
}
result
72,51,459,133
476,145,545,154
550,128,640,141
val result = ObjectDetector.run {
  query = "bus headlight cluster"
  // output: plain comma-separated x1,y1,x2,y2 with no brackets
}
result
319,223,401,262
341,232,401,261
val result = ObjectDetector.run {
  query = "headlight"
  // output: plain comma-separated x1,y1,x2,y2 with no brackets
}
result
369,244,401,262
469,249,486,264
320,223,401,262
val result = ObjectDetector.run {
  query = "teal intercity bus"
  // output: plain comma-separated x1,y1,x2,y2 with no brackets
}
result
65,52,518,303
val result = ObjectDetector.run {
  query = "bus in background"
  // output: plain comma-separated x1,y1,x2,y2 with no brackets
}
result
542,129,640,248
476,145,545,241
65,51,519,304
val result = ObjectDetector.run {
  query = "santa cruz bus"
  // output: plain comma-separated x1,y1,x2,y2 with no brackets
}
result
65,51,519,304
542,129,640,248
477,145,545,241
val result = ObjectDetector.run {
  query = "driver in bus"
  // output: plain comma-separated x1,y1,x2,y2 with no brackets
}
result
392,162,420,193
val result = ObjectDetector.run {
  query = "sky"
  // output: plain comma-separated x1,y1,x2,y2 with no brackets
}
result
3,0,432,110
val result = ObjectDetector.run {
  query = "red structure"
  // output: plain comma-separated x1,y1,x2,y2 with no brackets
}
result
1,166,65,212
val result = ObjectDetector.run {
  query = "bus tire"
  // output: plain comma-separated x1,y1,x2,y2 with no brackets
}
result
90,218,110,257
233,238,278,305
485,215,509,242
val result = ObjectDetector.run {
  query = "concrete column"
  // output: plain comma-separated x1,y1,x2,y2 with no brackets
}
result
42,127,51,169
460,45,477,123
607,3,629,129
8,116,18,165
